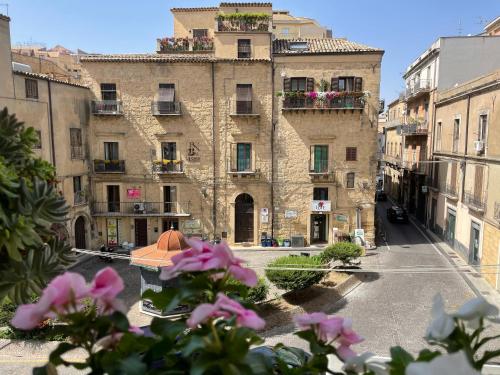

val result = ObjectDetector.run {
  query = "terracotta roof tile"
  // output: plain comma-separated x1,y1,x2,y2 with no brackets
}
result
273,38,383,55
80,54,271,63
219,2,272,7
12,70,89,89
171,7,218,12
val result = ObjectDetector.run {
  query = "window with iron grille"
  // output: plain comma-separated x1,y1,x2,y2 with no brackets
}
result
25,79,38,99
70,128,83,159
346,147,357,161
346,172,355,189
237,39,251,58
100,83,117,100
236,84,253,114
33,130,42,149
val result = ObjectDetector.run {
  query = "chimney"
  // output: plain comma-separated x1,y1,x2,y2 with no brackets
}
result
0,14,14,97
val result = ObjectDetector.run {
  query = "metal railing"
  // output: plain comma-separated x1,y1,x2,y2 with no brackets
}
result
157,37,214,53
94,160,125,173
464,192,485,211
401,120,428,135
217,19,270,32
382,154,402,166
74,191,87,206
92,201,191,215
443,184,458,198
282,95,365,110
71,146,84,159
91,100,123,115
230,99,259,115
152,160,184,174
405,79,432,98
151,101,182,116
309,160,329,174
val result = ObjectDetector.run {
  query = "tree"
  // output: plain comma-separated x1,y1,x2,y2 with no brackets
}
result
0,107,74,303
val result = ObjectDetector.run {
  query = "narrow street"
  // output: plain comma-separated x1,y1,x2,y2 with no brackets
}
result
264,200,482,356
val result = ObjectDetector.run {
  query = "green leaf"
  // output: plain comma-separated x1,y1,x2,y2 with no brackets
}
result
48,342,77,367
182,334,206,356
388,346,414,375
118,354,147,375
416,349,441,362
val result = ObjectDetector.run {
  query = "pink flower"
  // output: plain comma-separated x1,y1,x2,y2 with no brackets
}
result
160,239,258,287
11,304,46,330
90,267,124,300
187,293,265,330
295,312,344,342
338,318,363,346
128,325,144,335
337,344,357,360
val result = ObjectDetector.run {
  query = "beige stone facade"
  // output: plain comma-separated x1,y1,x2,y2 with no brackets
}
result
272,10,331,39
0,15,93,250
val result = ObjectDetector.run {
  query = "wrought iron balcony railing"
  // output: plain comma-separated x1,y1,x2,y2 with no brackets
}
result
152,160,184,174
464,192,485,212
151,101,182,116
405,79,432,98
94,159,125,173
217,18,270,32
74,191,87,206
282,95,365,111
443,183,458,198
401,120,428,135
309,160,329,174
91,100,123,115
230,99,259,116
71,146,84,159
157,37,214,53
92,201,191,216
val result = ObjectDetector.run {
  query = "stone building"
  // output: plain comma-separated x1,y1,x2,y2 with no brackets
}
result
80,2,383,247
432,70,500,288
0,15,93,250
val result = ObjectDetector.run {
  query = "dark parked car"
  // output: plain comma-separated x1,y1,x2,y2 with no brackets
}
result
387,206,409,223
375,190,387,201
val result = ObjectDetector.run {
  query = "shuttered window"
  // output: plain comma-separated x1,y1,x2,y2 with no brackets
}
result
290,78,307,91
346,147,357,161
310,145,328,173
236,84,253,114
479,114,487,142
159,84,175,102
283,78,291,92
474,165,484,199
236,143,252,172
237,39,251,58
306,77,315,92
331,77,363,92
25,79,38,99
450,162,457,190
452,119,460,153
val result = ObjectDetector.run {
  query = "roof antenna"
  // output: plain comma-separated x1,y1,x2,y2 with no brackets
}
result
457,19,463,36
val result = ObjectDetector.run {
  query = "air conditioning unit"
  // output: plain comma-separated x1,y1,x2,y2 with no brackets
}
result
133,202,145,213
474,140,485,154
291,235,305,248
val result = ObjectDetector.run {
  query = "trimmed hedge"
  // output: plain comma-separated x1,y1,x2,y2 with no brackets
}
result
265,255,326,291
226,277,269,304
319,242,363,266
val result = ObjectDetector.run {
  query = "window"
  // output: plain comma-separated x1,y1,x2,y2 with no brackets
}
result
478,114,487,142
313,187,328,200
158,84,176,113
73,176,82,193
70,128,83,159
106,185,120,213
163,186,177,213
100,83,117,101
236,84,253,114
346,172,355,189
346,147,357,161
474,165,484,200
236,143,252,172
339,77,354,92
237,39,251,59
104,142,119,160
33,130,42,149
291,77,306,92
289,41,308,51
436,121,442,150
310,145,328,173
453,118,460,153
25,79,38,99
193,29,208,38
161,142,177,161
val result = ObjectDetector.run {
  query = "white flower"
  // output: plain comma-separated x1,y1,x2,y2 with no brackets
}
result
343,352,389,375
454,296,499,321
405,351,479,375
426,294,455,341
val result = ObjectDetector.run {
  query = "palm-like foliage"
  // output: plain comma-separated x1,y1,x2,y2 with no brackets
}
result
0,107,74,303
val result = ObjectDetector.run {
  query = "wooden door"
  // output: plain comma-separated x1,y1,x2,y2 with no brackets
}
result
135,219,148,246
74,216,86,249
235,194,254,243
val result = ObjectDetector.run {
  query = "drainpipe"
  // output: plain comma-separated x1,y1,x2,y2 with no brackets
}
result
460,94,471,202
271,63,275,239
211,62,217,240
47,81,56,168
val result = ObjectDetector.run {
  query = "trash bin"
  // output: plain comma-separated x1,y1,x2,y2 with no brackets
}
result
283,239,291,247
265,238,272,247
261,238,267,247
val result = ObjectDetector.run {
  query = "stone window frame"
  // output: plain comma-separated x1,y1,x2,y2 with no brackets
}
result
477,110,489,144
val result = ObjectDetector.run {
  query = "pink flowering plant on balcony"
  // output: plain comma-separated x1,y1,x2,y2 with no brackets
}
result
10,239,500,374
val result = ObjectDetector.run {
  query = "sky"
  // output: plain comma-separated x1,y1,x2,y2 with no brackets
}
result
4,0,500,103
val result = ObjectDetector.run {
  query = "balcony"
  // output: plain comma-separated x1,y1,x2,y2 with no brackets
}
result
94,159,125,173
157,37,214,53
383,154,402,167
91,100,123,115
401,120,428,136
92,201,191,217
74,191,87,206
309,162,334,182
403,160,426,174
464,192,485,212
405,79,432,99
282,94,365,112
152,160,184,174
443,184,458,199
230,99,259,117
71,146,84,159
151,101,182,116
216,15,271,32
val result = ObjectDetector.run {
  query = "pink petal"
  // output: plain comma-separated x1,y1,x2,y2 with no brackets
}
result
11,304,44,330
90,267,124,300
337,344,357,361
128,326,144,335
187,303,218,328
48,272,89,306
228,265,258,287
294,312,328,329
237,310,266,330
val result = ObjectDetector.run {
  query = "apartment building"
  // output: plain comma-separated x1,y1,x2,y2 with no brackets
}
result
272,10,331,39
0,15,93,250
431,70,500,289
79,2,383,247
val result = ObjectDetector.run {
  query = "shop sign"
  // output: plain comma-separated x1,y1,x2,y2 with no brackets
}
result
187,142,200,162
127,188,141,199
285,210,298,219
310,200,331,212
107,218,118,246
354,228,365,241
260,208,269,224
335,214,348,222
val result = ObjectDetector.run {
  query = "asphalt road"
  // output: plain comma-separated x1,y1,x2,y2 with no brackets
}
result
264,200,479,356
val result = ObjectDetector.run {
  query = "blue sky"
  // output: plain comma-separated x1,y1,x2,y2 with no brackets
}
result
5,1,500,103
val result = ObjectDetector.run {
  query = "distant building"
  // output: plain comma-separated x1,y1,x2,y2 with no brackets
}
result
272,10,331,39
483,16,500,36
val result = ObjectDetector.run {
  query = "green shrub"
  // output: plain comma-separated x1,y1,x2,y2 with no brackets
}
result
319,242,363,266
226,277,269,303
265,255,326,291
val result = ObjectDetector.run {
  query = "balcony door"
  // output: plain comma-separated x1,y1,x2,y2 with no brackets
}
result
236,84,252,114
158,84,175,113
134,218,148,247
235,193,254,243
100,83,117,101
162,142,177,161
107,185,120,213
235,143,251,172
74,216,86,249
104,142,119,160
469,222,481,265
163,185,177,213
310,145,328,173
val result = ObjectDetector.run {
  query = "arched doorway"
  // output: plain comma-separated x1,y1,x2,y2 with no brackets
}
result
74,216,86,249
235,193,254,243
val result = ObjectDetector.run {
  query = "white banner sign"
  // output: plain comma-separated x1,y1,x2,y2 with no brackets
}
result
285,210,298,219
310,200,331,212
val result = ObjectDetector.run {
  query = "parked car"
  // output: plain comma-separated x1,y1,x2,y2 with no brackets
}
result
386,206,409,223
376,190,387,201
